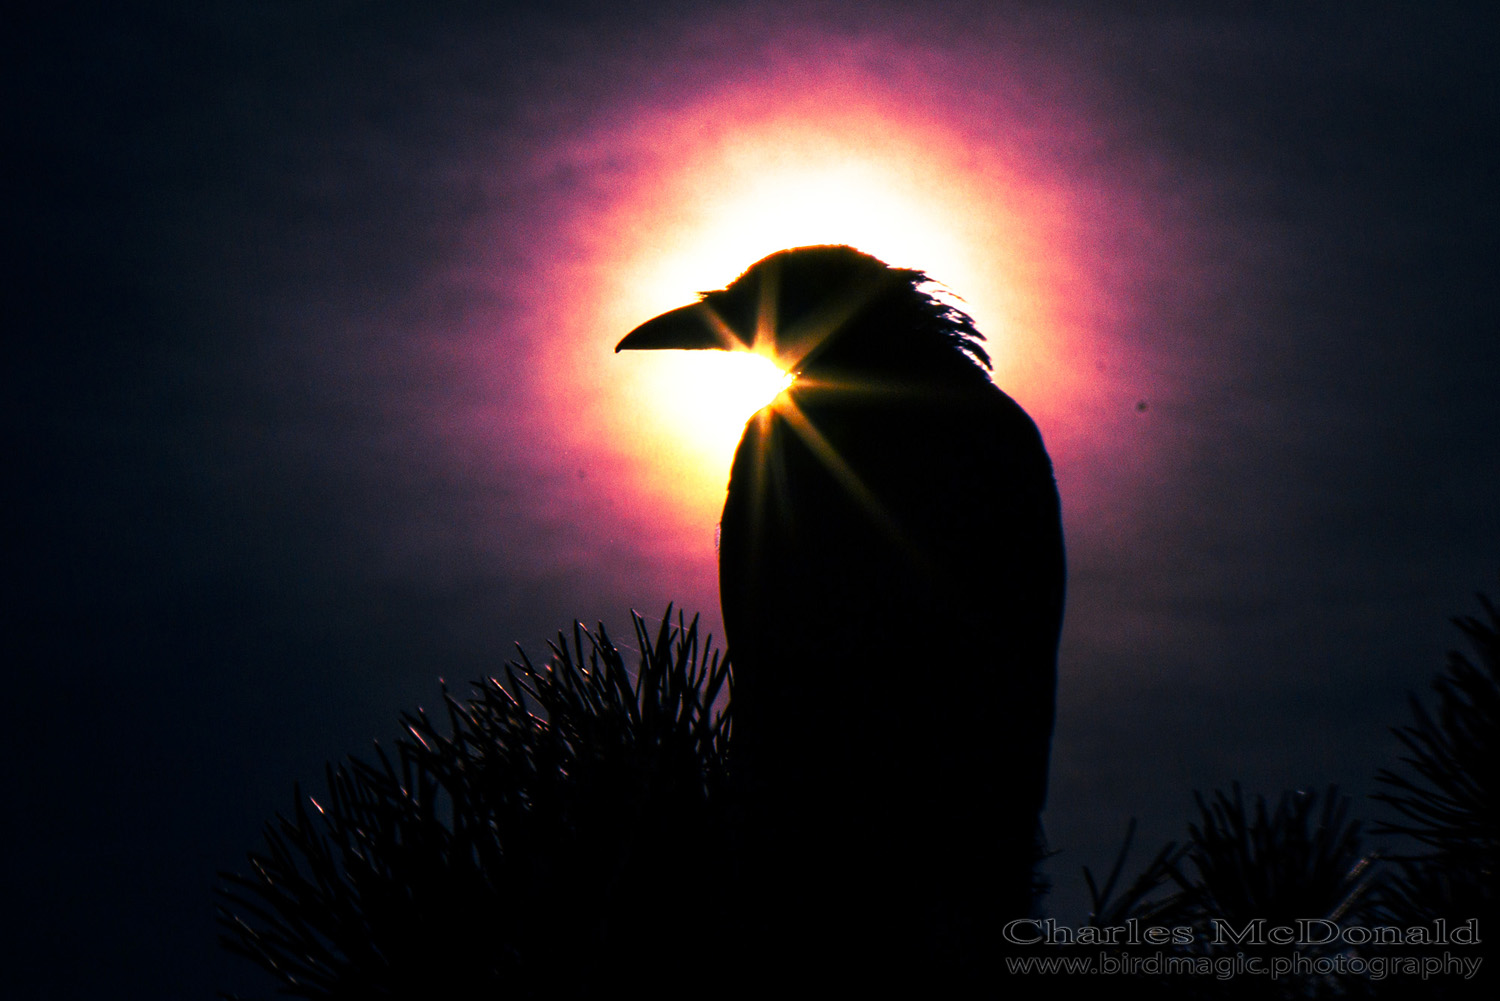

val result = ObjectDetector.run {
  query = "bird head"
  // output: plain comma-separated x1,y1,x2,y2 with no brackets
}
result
615,245,991,379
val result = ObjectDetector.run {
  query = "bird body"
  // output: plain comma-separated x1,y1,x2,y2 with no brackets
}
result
618,246,1064,977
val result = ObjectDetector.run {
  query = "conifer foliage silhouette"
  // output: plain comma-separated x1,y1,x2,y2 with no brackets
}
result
1372,591,1498,997
1375,593,1499,888
218,609,732,999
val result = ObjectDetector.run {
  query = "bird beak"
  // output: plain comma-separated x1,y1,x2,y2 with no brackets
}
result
615,302,744,353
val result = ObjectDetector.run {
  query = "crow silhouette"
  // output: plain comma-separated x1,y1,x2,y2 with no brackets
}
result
617,246,1064,980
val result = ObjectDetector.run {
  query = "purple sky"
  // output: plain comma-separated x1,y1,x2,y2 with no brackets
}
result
9,2,1499,996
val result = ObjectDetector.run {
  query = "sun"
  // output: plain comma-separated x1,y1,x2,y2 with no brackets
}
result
629,348,794,468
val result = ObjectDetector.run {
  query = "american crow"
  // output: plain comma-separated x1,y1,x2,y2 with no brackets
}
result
618,246,1064,978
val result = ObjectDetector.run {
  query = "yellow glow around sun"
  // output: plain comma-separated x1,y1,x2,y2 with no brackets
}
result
641,350,794,461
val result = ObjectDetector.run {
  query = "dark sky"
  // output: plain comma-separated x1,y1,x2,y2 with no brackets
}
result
8,2,1499,996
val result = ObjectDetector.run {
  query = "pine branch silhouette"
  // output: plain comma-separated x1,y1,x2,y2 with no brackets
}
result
1082,818,1184,927
1369,590,1497,996
217,607,732,999
1076,787,1377,1000
1172,784,1376,931
1374,592,1499,874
